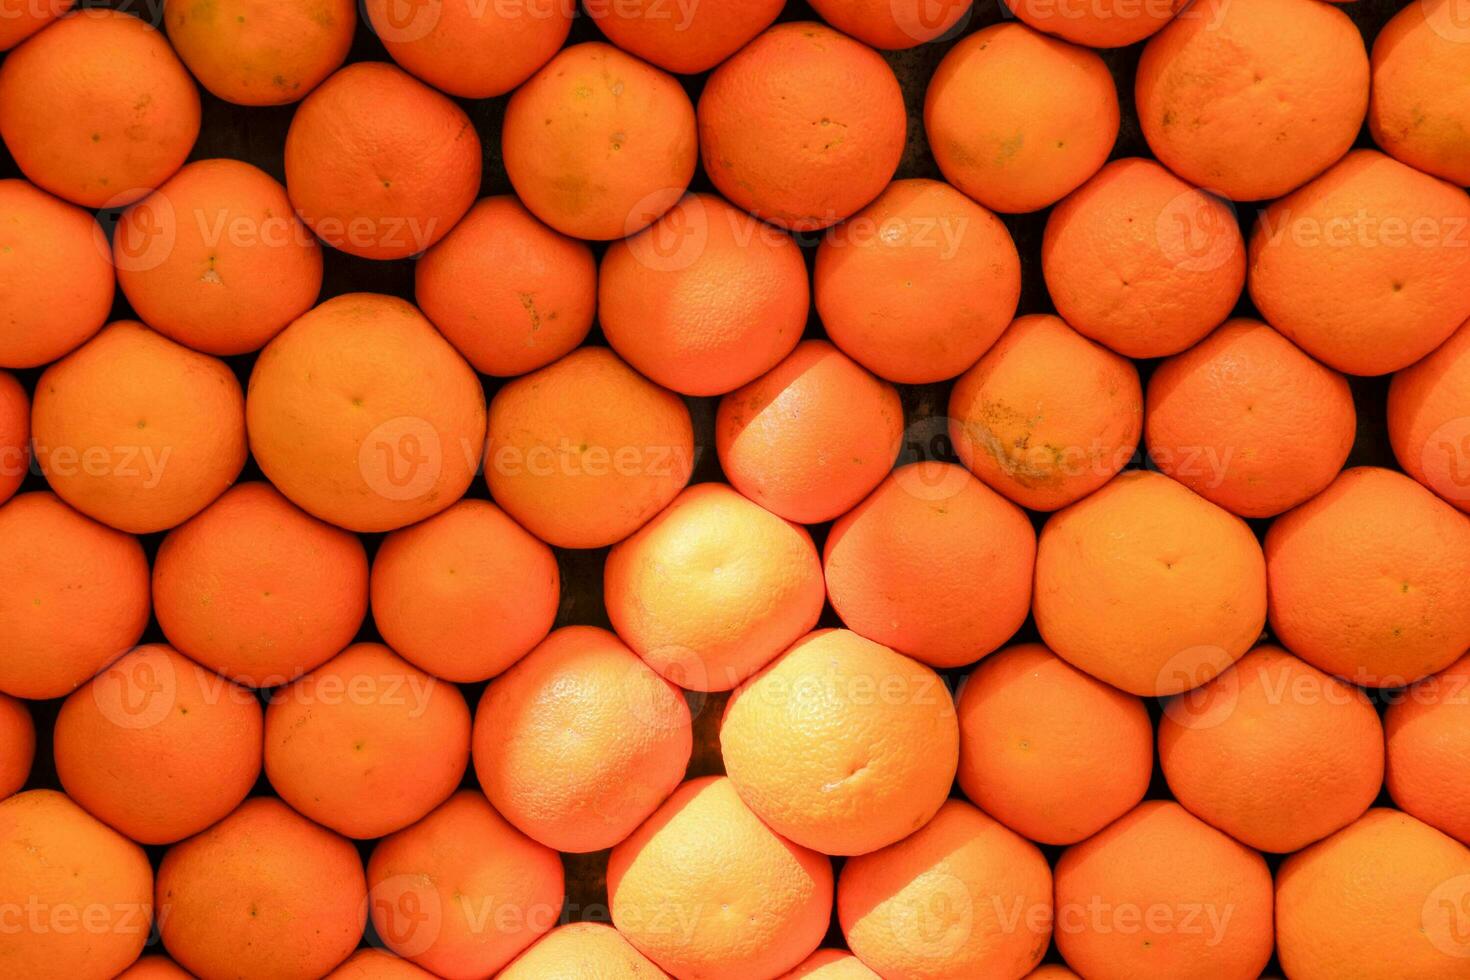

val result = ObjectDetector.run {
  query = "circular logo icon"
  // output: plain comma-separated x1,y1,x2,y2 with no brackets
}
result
1419,416,1470,506
1424,0,1470,44
1161,653,1241,731
100,188,177,274
1156,187,1241,274
363,0,443,44
360,416,443,502
890,0,972,44
367,874,443,958
92,649,177,731
1423,873,1470,959
624,193,709,273
891,872,975,961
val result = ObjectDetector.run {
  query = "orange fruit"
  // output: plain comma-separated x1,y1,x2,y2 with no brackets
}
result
1266,466,1470,687
1370,0,1470,186
153,481,369,688
1389,315,1470,512
1055,801,1274,980
364,0,570,98
1249,149,1470,376
157,797,366,980
716,339,903,525
499,922,667,979
0,492,150,699
1035,470,1267,696
825,462,1034,669
0,370,26,506
372,499,559,684
808,0,971,49
1136,0,1368,202
247,293,486,533
1385,653,1470,845
1146,318,1356,517
605,482,824,693
721,628,959,855
926,23,1118,214
114,955,195,979
1159,645,1384,853
0,790,152,979
608,776,834,979
584,0,782,74
0,692,33,799
54,644,263,845
1276,808,1470,976
0,0,70,50
0,178,114,368
472,626,692,853
838,799,1053,980
600,193,809,396
779,949,880,979
165,0,354,105
32,320,247,534
502,42,696,241
698,22,906,230
1042,157,1245,358
956,643,1153,845
114,158,323,356
1006,0,1179,47
366,790,565,977
264,642,471,839
415,196,596,378
326,949,438,979
0,9,198,207
948,313,1142,512
285,62,480,259
815,178,1021,384
485,346,694,549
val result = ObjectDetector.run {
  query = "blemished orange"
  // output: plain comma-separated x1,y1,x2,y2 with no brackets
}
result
265,643,469,839
1249,150,1470,376
31,321,246,534
473,626,692,853
153,482,369,688
1042,157,1245,358
1276,809,1470,976
825,462,1034,669
809,0,971,49
601,193,809,396
54,644,263,845
926,23,1118,214
285,62,480,260
956,643,1153,845
839,799,1053,980
366,790,565,977
0,179,114,368
0,0,70,50
815,178,1021,384
503,42,695,241
717,340,903,525
0,492,150,700
1369,0,1470,186
364,0,570,98
325,949,438,979
499,923,667,979
698,22,906,230
0,370,25,506
0,692,33,798
415,196,596,378
605,482,824,692
247,293,486,533
584,0,782,74
114,955,195,979
0,790,152,979
1385,653,1470,845
165,0,353,105
779,948,880,979
0,9,198,208
949,313,1142,512
115,159,322,356
372,499,559,684
1159,645,1384,853
1146,319,1356,517
485,346,694,549
721,629,959,856
608,776,834,979
1389,316,1470,512
157,797,366,980
1035,470,1267,696
1006,0,1179,47
1054,801,1274,980
1266,466,1470,687
1136,0,1368,202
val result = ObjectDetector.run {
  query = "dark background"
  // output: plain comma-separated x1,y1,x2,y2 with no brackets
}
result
1,0,1418,971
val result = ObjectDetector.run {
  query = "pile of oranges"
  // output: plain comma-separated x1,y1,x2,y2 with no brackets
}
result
2,0,1469,977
